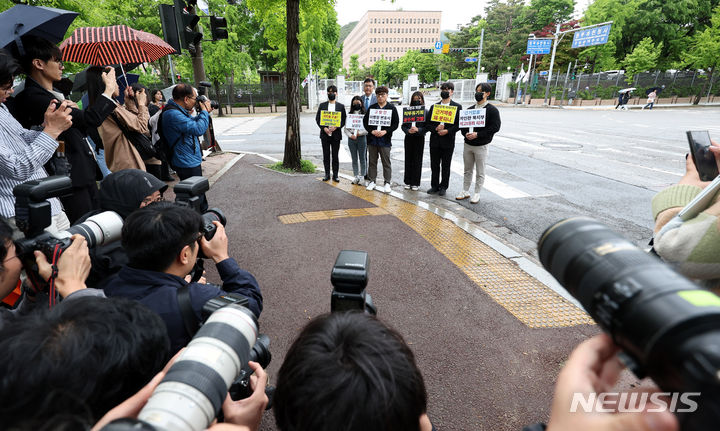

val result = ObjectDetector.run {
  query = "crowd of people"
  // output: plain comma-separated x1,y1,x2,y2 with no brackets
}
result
0,29,709,431
316,78,502,203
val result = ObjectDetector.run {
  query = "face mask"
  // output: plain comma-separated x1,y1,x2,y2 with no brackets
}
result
411,100,422,106
475,92,485,102
353,103,362,110
328,93,336,101
440,91,450,99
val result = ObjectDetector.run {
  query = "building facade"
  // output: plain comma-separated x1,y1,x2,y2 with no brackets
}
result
342,10,442,70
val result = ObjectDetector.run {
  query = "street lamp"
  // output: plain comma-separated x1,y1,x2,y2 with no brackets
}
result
411,67,416,73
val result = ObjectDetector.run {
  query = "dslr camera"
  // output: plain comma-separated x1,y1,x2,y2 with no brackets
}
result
197,81,220,111
539,217,720,430
173,176,225,241
12,176,123,293
331,250,377,315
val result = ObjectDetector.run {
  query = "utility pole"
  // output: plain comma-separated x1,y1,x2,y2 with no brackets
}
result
476,27,484,76
543,23,560,105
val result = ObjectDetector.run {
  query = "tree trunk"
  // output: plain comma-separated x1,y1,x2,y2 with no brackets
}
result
213,79,225,117
283,0,302,171
695,64,716,105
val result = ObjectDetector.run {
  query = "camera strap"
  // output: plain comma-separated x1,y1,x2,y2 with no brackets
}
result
177,284,200,338
46,244,63,308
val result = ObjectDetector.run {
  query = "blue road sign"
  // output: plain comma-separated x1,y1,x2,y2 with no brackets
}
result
465,57,478,62
571,24,612,49
435,41,443,50
526,39,552,55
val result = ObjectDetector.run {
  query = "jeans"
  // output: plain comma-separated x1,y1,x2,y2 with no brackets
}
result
463,143,488,193
643,102,654,109
87,136,111,178
367,145,392,184
347,135,367,177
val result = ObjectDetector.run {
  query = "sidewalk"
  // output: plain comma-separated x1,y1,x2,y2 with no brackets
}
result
197,152,606,431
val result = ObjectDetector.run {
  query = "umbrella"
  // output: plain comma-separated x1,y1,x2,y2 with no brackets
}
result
72,63,141,92
60,25,175,66
618,87,636,94
0,5,78,55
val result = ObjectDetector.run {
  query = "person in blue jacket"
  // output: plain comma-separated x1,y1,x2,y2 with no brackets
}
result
160,83,214,211
104,202,262,353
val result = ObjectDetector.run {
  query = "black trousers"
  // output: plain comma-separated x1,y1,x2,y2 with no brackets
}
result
174,164,208,212
404,135,424,187
62,184,99,224
430,145,454,190
321,136,340,178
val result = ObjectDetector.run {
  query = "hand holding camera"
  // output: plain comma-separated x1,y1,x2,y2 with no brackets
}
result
101,67,118,98
42,99,72,139
200,221,230,263
33,234,91,298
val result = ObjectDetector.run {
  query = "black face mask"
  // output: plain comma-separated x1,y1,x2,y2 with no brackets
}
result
411,100,422,106
475,92,485,102
328,93,336,101
440,90,450,99
353,103,362,110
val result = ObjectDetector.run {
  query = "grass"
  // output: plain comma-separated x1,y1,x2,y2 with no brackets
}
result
268,160,317,174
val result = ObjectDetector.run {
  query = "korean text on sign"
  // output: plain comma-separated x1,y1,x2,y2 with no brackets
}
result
403,106,425,123
320,110,342,127
430,105,458,124
347,114,364,130
459,108,486,128
368,109,392,127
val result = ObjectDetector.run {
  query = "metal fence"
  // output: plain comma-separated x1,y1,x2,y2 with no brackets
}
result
203,81,309,107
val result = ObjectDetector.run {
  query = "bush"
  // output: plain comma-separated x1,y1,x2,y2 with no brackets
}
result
268,160,316,174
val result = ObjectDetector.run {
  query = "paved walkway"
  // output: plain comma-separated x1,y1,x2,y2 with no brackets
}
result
195,152,607,430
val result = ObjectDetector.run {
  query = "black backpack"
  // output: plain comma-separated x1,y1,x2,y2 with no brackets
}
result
155,104,184,163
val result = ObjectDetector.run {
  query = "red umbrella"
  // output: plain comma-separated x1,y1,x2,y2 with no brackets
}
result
60,25,175,66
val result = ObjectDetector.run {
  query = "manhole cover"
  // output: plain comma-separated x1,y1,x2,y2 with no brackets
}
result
540,142,583,150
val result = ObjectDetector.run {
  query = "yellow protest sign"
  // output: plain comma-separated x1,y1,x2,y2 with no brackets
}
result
320,111,342,127
430,105,458,124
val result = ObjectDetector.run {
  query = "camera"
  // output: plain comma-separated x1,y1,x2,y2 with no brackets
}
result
197,81,220,110
173,176,226,241
538,217,720,430
13,176,123,292
331,250,376,315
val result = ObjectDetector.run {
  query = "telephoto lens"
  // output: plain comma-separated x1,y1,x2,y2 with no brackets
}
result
136,304,259,431
539,217,720,430
63,211,123,248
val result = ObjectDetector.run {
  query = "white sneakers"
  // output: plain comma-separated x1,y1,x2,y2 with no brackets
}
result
411,186,419,191
404,184,411,190
383,183,392,193
456,190,470,200
366,181,376,191
470,193,480,204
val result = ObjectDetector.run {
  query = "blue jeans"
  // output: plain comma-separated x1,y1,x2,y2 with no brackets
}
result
86,136,111,178
347,135,367,177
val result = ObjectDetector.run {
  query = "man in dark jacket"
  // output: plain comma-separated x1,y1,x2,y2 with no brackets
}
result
427,82,462,196
315,85,347,181
78,169,168,290
362,86,399,194
104,202,262,353
12,36,117,223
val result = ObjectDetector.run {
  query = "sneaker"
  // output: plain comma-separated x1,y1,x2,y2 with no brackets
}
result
427,187,438,194
404,184,411,190
332,177,339,182
351,177,359,185
366,181,376,191
411,186,419,191
470,193,480,204
438,188,446,196
383,183,392,193
456,190,470,200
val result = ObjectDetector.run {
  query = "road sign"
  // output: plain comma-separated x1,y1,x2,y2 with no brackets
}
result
434,41,443,50
526,39,552,55
538,71,548,76
571,24,612,49
465,57,478,63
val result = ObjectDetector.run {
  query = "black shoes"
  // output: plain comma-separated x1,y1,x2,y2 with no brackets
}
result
427,187,438,194
438,188,446,196
332,177,339,182
322,176,330,181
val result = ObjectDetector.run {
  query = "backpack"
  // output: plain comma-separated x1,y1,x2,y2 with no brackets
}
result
155,104,184,163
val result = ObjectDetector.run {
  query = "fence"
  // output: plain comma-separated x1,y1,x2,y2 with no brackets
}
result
201,81,309,111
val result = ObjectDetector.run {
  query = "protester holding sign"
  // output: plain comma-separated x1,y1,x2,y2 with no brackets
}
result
427,82,462,196
401,91,427,191
362,86,399,194
458,83,501,204
343,95,368,185
315,85,347,181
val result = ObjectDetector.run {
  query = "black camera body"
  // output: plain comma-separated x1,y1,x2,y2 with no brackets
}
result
197,81,220,110
173,176,226,241
331,250,376,315
539,217,720,430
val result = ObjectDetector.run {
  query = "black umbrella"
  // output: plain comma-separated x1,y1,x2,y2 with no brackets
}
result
0,5,78,56
72,63,141,92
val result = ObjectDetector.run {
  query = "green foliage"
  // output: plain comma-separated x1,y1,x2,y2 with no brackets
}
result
268,159,316,173
683,5,720,70
622,37,663,83
524,0,574,29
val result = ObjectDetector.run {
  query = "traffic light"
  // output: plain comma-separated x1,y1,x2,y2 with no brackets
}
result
210,16,228,41
449,48,464,53
174,0,202,54
159,4,180,53
420,48,433,53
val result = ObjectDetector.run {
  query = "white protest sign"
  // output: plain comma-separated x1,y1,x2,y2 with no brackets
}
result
459,108,486,132
368,109,392,129
347,114,364,130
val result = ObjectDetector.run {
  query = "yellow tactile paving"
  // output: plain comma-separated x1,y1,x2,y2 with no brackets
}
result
325,180,594,328
278,207,390,224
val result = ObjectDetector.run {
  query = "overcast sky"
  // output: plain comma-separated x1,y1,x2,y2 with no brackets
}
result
335,0,594,31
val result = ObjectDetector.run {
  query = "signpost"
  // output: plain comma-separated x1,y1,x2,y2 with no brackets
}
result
434,40,443,55
526,38,552,55
571,24,611,49
465,57,479,63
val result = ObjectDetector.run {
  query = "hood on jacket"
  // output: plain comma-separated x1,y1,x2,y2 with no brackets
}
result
98,169,168,218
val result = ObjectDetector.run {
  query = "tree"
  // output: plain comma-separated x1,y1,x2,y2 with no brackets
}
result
524,0,574,30
348,54,363,80
479,0,531,78
622,37,662,83
683,5,720,103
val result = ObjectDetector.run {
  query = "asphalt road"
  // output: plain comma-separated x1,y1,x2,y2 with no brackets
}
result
212,105,720,261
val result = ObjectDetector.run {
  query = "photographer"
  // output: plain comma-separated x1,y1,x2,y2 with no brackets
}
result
160,83,213,211
0,296,171,429
0,50,73,235
652,141,720,287
104,202,262,353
